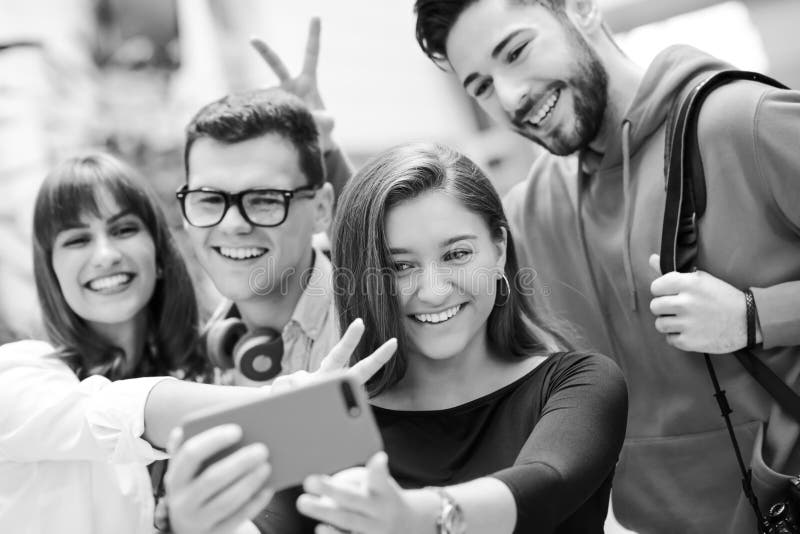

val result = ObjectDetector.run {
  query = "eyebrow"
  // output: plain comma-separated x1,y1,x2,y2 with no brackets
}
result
492,29,524,59
389,234,477,254
462,29,525,90
62,209,135,230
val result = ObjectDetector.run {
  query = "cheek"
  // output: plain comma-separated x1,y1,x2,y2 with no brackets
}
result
185,227,209,251
51,253,85,312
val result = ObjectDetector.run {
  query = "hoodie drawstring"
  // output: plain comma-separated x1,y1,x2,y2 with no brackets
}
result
621,120,638,311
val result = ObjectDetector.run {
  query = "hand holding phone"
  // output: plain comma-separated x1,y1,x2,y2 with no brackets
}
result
180,372,383,493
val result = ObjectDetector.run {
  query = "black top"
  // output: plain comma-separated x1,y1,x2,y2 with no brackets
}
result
254,352,628,534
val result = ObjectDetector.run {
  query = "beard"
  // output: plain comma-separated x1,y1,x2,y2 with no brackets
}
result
516,24,609,156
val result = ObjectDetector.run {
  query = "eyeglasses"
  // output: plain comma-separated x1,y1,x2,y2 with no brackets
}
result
176,185,318,228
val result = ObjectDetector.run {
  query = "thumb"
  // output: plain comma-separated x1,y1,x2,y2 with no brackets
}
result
649,254,662,275
166,427,184,455
366,451,391,494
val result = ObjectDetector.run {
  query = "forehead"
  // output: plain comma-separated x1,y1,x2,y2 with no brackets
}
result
187,134,306,191
385,191,489,248
445,0,551,82
60,187,129,229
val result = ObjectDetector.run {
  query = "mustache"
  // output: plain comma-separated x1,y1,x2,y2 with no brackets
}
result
512,95,536,126
511,85,560,126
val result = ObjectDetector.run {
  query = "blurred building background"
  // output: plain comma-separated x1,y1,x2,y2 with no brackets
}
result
0,0,797,344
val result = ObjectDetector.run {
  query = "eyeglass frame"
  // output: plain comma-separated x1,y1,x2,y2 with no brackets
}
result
175,184,320,228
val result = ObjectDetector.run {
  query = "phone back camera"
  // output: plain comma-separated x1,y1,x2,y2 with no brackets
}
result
341,381,361,417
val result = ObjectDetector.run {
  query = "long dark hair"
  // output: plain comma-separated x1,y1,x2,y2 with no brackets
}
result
332,142,573,396
32,153,209,380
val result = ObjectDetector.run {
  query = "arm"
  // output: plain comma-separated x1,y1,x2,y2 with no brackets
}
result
649,88,800,352
0,340,169,463
750,87,800,348
298,353,628,533
250,18,353,200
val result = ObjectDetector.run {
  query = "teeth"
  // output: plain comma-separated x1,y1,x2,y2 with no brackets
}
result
218,247,267,260
88,273,132,291
529,89,560,126
414,304,462,324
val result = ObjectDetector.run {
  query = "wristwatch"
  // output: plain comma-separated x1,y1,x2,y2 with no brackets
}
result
428,487,467,534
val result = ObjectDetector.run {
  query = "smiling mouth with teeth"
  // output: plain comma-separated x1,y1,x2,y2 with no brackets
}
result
412,303,464,325
215,247,268,261
85,273,134,292
528,88,561,128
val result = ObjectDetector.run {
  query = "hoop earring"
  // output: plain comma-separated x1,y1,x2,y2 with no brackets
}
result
495,272,510,307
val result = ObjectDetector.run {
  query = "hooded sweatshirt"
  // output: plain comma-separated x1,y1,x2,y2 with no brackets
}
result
504,45,800,533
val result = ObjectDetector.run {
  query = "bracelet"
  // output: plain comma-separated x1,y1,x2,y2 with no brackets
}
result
426,487,466,534
744,288,756,348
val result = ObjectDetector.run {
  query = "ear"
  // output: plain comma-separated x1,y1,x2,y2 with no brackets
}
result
494,226,508,273
312,182,334,234
565,0,602,34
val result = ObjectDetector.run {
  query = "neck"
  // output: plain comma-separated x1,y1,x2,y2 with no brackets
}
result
90,311,149,375
587,39,644,155
236,248,315,331
379,328,528,410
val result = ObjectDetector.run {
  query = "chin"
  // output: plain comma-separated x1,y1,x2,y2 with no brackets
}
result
415,341,466,361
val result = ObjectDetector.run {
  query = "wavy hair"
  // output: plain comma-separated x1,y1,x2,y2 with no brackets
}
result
32,153,209,380
332,142,573,396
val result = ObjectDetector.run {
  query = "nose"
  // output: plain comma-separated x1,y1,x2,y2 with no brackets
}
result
91,234,122,269
414,262,452,306
494,74,526,118
217,201,253,234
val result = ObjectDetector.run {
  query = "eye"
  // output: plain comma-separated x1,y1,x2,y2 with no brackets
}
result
506,42,528,63
62,234,90,247
194,192,224,205
112,222,140,238
473,78,494,99
392,261,414,273
444,249,472,263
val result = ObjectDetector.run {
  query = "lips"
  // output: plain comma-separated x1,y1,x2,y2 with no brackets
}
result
514,87,562,130
214,246,268,261
527,88,560,127
411,303,465,325
85,273,135,292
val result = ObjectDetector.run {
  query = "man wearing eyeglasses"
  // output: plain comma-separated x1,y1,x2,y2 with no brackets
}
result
179,86,338,386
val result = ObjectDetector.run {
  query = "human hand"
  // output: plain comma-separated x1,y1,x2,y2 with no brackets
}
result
250,17,335,151
268,318,397,395
297,452,413,534
165,425,274,534
648,254,760,353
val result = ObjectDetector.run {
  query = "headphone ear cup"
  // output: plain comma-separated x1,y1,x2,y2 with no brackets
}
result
205,318,248,370
233,328,284,382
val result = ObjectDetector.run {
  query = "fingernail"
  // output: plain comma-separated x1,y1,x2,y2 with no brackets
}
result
247,443,268,460
222,424,243,439
304,475,320,492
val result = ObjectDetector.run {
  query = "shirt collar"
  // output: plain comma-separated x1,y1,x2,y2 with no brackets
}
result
287,247,334,341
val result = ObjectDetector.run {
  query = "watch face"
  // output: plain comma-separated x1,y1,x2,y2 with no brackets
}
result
441,500,466,534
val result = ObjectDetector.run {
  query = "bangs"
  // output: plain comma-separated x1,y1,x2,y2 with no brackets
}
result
33,154,157,251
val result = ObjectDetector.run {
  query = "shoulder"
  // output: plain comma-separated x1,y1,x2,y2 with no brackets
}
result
698,77,792,139
0,340,76,386
0,340,62,368
541,351,626,388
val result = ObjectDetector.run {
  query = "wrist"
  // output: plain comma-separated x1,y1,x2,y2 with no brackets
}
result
406,488,441,533
423,486,467,534
743,288,761,348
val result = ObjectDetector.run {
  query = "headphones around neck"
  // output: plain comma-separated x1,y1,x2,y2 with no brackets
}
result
204,306,284,382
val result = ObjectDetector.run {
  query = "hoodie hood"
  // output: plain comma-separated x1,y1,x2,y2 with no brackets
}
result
596,45,732,173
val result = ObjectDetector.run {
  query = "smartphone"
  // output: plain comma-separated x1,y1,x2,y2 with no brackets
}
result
180,372,383,491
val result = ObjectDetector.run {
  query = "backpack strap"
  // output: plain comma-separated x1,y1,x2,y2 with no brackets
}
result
661,70,787,274
660,69,799,422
